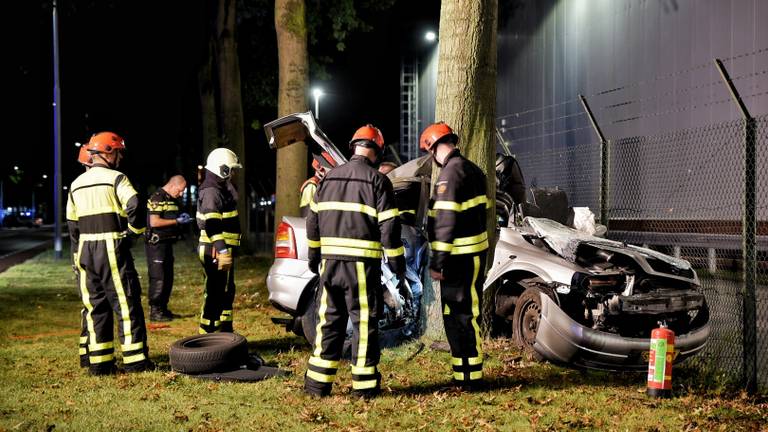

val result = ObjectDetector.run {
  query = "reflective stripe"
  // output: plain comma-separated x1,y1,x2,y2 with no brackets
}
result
198,245,205,262
451,356,484,366
76,241,97,348
309,200,319,213
76,205,128,217
79,336,88,344
199,231,241,246
351,365,376,375
312,261,328,358
307,239,321,248
122,342,144,351
196,211,222,220
355,262,369,369
399,209,416,215
432,201,461,211
453,231,487,246
320,237,381,250
452,240,489,255
209,234,225,242
90,354,114,364
431,241,454,252
89,341,114,351
444,303,451,315
198,328,208,334
454,370,483,381
79,348,87,355
316,201,377,218
433,195,488,212
352,379,378,390
384,246,405,257
427,209,436,218
123,353,146,364
199,317,221,326
127,224,145,235
80,232,124,241
306,370,335,383
106,239,133,346
220,314,233,322
320,246,382,259
377,208,399,222
222,210,238,218
470,255,483,365
309,356,340,369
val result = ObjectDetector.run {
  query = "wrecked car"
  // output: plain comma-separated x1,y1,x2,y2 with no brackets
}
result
263,112,425,352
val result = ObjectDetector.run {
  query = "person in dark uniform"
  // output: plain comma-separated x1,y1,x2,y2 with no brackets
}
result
145,175,192,322
66,131,152,375
421,122,490,390
304,124,405,398
196,148,242,334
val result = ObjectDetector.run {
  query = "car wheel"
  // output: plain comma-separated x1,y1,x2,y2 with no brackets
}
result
512,287,544,361
169,333,248,374
300,283,352,358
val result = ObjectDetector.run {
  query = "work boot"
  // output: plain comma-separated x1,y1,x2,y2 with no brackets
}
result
124,360,156,373
454,379,487,393
150,306,172,322
162,308,180,319
89,362,117,376
351,387,381,399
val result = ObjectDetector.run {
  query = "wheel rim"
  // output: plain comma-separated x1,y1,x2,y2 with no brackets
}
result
519,299,540,346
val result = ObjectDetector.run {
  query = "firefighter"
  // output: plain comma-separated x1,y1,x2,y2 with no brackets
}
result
421,122,490,390
196,148,242,334
299,159,326,217
66,131,152,375
74,144,92,368
304,124,405,398
145,175,191,322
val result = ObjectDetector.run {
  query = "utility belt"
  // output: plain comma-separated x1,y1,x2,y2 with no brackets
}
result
145,230,180,245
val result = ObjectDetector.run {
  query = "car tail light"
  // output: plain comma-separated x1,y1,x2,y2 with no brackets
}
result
274,222,297,259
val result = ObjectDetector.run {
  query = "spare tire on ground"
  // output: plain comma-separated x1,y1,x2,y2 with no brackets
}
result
169,333,248,374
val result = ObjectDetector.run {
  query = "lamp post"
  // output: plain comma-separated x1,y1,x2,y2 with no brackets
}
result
312,88,324,120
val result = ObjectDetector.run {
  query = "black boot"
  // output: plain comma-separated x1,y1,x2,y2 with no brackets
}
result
89,362,117,376
150,306,172,322
124,359,155,373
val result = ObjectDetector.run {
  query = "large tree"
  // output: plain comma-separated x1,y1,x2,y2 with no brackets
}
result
423,0,498,339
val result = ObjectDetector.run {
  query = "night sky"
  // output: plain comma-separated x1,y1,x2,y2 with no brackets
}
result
10,0,439,216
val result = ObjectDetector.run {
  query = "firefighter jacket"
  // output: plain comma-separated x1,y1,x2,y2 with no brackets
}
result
196,170,241,252
306,155,404,277
298,176,319,217
428,148,490,273
146,188,181,242
66,165,146,243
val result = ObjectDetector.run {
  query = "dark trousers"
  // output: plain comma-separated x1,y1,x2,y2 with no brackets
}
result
145,240,175,309
305,259,382,396
76,237,149,371
198,244,235,333
440,253,487,384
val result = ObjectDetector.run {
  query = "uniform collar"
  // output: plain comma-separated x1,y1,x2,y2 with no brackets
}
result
444,148,461,163
350,154,374,166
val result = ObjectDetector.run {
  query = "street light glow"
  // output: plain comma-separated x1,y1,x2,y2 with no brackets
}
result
75,142,82,147
312,87,325,120
42,174,48,179
425,31,437,42
13,166,19,171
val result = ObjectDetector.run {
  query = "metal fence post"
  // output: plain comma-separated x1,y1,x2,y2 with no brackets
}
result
715,58,758,393
579,95,609,227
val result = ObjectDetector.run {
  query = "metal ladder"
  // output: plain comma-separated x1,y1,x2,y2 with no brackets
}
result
400,59,419,162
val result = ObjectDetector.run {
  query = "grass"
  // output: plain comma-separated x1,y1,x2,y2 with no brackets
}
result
0,242,766,431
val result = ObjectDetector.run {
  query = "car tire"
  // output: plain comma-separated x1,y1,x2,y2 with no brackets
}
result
169,333,248,374
512,287,544,361
301,282,352,358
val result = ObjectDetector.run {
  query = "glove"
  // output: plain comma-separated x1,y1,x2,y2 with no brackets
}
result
176,213,193,224
217,250,233,271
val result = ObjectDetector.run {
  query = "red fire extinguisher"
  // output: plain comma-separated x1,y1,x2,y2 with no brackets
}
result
647,322,675,397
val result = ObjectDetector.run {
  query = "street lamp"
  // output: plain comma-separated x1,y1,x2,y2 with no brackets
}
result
425,31,437,42
42,174,48,179
312,88,324,120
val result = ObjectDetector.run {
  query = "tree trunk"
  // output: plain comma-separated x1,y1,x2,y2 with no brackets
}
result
274,0,309,232
215,0,250,245
199,36,219,158
424,0,498,339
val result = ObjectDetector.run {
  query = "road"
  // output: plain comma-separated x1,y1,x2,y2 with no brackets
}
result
0,226,54,273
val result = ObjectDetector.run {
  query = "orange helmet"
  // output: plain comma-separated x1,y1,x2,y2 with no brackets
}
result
87,131,125,154
77,144,93,167
350,124,385,151
420,122,458,151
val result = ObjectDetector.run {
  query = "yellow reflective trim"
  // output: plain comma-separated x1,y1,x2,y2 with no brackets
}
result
313,282,329,357
433,200,461,211
451,356,484,366
453,231,488,246
76,241,97,348
307,369,336,383
122,342,144,351
378,208,399,222
79,348,87,355
80,232,124,241
307,239,321,248
79,336,88,344
384,246,405,257
89,341,114,351
300,183,317,208
196,211,222,220
89,354,114,364
127,224,145,235
432,195,488,212
355,262,369,369
222,210,238,218
221,310,232,316
220,315,233,322
470,255,483,364
320,237,381,250
454,371,483,381
123,353,147,364
320,246,382,259
399,209,416,215
462,195,489,211
209,234,225,242
316,201,377,218
309,356,340,369
76,205,127,217
309,200,319,212
351,365,376,375
106,239,133,346
452,240,489,255
198,328,209,334
431,241,454,252
199,245,205,262
444,303,451,315
352,379,378,390
428,209,437,218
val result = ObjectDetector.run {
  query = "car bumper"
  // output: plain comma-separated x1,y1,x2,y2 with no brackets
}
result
266,258,314,315
534,294,710,370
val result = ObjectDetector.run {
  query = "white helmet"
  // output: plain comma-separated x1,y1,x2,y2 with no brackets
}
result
205,148,242,179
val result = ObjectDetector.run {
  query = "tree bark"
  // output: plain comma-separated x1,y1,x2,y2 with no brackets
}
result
199,36,219,158
274,0,310,232
215,0,250,243
424,0,498,339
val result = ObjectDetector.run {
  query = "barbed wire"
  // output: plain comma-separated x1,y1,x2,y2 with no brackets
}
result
499,111,587,131
720,47,768,63
505,125,593,143
496,98,580,120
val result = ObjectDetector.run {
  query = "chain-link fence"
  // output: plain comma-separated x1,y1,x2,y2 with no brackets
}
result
492,52,768,392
